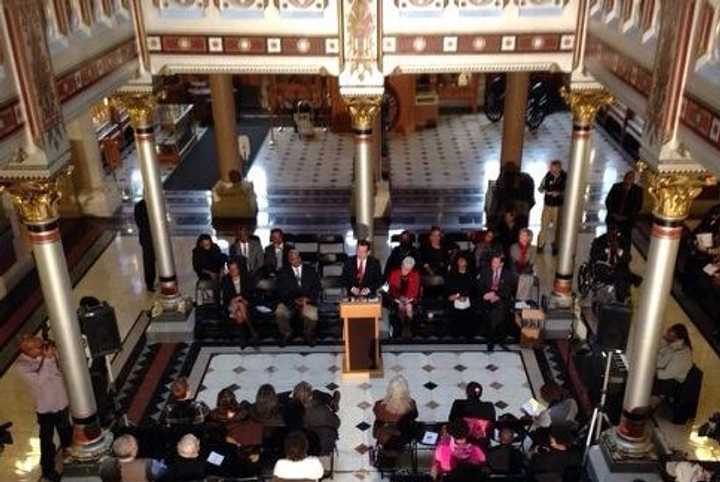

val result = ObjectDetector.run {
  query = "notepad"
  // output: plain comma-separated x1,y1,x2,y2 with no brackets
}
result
422,431,439,445
521,398,547,417
703,263,719,276
207,451,225,466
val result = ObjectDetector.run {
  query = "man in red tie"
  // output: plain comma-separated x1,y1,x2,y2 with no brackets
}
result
477,254,516,351
341,240,383,298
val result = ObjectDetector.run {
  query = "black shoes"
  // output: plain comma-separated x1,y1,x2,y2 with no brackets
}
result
330,391,341,412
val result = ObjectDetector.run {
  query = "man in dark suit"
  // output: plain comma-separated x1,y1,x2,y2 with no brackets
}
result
229,226,264,277
605,171,643,239
384,230,419,278
476,253,516,351
275,249,322,346
341,240,383,297
133,199,155,292
263,228,293,275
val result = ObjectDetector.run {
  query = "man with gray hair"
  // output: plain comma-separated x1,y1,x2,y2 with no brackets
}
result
99,434,166,482
164,433,207,482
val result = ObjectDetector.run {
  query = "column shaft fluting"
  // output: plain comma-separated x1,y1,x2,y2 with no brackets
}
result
135,125,178,297
209,74,240,181
553,121,592,296
500,72,530,167
355,131,374,241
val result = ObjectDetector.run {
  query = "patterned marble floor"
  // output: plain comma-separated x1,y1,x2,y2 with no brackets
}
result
193,347,539,479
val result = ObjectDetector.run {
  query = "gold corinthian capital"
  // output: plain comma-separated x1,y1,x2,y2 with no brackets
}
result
345,96,383,132
0,167,73,224
635,161,717,221
112,92,159,129
560,87,614,126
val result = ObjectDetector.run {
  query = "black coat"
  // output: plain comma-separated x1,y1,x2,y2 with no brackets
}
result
133,200,153,249
263,243,294,273
448,399,497,423
605,182,643,225
539,170,567,207
192,245,227,280
275,263,321,306
220,264,251,309
384,244,420,278
476,265,516,303
341,256,383,296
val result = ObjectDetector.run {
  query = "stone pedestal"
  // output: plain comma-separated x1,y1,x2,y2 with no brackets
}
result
210,179,258,221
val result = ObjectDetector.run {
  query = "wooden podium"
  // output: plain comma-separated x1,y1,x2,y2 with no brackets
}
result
340,300,383,377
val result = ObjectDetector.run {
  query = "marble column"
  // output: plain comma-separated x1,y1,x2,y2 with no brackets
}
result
209,74,241,180
613,162,714,455
551,88,613,305
500,72,529,167
1,175,111,458
66,109,122,217
346,96,382,242
113,92,189,318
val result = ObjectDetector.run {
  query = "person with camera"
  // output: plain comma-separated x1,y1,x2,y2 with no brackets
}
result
16,335,72,482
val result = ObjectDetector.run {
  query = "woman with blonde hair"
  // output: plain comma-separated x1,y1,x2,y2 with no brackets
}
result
373,375,419,457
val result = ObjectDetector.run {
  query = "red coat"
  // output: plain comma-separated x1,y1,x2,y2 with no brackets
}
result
388,269,421,301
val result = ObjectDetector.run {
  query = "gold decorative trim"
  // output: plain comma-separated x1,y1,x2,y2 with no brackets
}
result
559,86,614,125
635,161,717,221
111,92,159,129
0,167,73,224
345,95,382,131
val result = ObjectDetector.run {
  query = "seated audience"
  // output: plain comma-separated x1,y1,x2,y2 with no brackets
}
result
272,431,324,482
496,209,521,256
207,388,249,429
473,229,499,272
221,258,258,344
289,382,341,456
162,434,206,482
250,384,285,428
446,254,477,339
264,228,293,274
162,377,209,427
387,256,421,337
100,434,166,482
653,324,693,400
229,226,264,276
420,226,450,277
486,424,525,475
384,230,420,278
192,234,227,282
372,375,418,454
530,425,581,482
509,228,537,302
341,240,383,297
449,382,496,425
432,419,486,480
274,249,322,347
476,254,516,352
533,383,578,430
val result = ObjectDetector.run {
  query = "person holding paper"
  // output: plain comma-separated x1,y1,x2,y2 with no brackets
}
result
387,257,422,337
341,240,382,298
446,255,477,339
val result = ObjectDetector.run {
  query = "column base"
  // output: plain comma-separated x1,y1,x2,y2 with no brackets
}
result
585,437,661,482
76,185,122,218
68,428,113,462
547,290,573,310
210,180,258,220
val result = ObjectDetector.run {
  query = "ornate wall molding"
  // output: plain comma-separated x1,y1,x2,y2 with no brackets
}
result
382,32,574,55
0,101,24,143
587,34,720,155
145,33,340,56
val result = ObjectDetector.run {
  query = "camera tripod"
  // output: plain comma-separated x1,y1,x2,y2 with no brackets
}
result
583,349,619,463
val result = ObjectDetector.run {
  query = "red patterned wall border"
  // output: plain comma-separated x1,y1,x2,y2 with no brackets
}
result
146,34,339,57
56,39,137,103
385,32,575,55
587,34,720,153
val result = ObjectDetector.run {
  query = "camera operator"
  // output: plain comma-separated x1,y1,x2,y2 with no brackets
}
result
16,334,72,482
588,225,642,303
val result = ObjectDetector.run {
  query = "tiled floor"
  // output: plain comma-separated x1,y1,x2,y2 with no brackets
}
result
193,347,538,479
